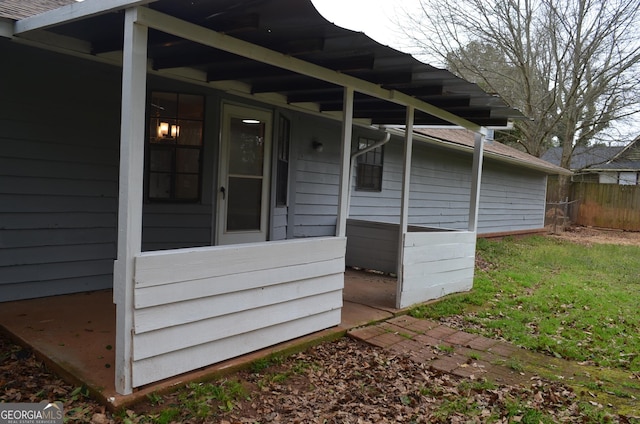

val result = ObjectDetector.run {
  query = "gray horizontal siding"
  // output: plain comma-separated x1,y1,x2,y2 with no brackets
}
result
1,228,116,248
345,220,398,273
271,206,288,241
292,158,340,237
0,244,115,267
477,163,547,233
0,42,121,301
142,205,212,251
0,276,113,301
0,193,117,213
347,136,548,232
1,43,222,301
288,107,547,240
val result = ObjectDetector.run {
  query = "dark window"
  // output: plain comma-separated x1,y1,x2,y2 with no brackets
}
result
276,116,291,206
147,92,204,202
355,137,383,191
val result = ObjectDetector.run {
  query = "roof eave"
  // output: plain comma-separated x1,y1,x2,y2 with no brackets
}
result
13,0,155,34
581,168,640,172
484,152,572,176
386,128,572,176
10,0,521,131
608,134,640,163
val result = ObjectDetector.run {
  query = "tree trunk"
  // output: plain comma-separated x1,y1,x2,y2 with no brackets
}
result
556,173,571,201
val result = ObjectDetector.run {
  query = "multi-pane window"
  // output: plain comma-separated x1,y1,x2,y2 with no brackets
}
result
148,92,204,201
276,116,291,206
355,137,384,191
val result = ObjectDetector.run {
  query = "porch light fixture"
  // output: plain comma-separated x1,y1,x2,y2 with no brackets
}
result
312,138,324,152
242,119,261,124
157,121,180,138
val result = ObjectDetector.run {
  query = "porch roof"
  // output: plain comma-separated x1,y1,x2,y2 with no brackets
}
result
7,0,524,129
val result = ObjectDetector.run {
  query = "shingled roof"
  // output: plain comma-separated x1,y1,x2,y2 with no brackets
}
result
0,0,75,20
415,128,571,175
542,146,640,171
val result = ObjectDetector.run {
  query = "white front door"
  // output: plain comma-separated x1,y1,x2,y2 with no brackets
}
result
217,104,272,245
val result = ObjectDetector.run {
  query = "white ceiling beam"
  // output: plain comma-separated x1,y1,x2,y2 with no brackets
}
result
0,19,13,38
14,0,156,34
16,29,92,54
134,7,482,132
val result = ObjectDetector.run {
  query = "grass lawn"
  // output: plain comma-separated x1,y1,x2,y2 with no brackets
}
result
410,235,640,372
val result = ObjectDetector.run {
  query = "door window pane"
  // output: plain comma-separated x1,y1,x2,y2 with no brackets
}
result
226,177,262,231
229,118,265,176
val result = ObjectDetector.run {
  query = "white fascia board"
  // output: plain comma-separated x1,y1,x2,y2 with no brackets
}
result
487,155,572,176
133,7,483,132
586,167,639,172
14,0,156,34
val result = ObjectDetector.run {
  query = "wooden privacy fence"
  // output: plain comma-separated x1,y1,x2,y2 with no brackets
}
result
571,182,640,231
545,198,580,233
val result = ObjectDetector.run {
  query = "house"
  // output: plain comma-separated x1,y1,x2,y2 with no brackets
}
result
542,136,640,185
0,0,567,395
345,127,569,276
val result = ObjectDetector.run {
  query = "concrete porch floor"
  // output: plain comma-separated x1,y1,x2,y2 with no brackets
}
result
0,268,403,409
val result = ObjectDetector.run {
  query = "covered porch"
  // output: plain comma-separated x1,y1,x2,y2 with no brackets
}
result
4,0,522,396
347,220,477,308
0,268,399,408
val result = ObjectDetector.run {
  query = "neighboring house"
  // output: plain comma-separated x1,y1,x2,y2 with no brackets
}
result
542,136,640,185
0,0,566,394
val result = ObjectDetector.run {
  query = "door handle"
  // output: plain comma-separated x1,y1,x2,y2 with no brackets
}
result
220,186,226,200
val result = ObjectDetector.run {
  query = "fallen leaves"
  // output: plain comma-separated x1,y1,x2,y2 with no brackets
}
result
2,333,638,423
0,338,103,423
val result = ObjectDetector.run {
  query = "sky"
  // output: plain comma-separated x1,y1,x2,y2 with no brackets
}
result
310,0,422,51
312,0,639,140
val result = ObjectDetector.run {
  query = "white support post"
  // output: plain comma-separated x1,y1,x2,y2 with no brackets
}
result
336,87,354,237
113,7,147,395
396,106,414,309
468,129,486,233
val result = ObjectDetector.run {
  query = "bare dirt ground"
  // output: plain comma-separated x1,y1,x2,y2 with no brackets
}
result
551,225,640,247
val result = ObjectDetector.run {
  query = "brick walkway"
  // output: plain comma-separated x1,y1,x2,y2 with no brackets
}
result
348,315,536,386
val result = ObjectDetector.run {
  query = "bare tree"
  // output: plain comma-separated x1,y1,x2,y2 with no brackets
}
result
402,0,640,197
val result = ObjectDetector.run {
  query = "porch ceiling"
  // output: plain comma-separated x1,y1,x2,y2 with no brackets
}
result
19,0,523,127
